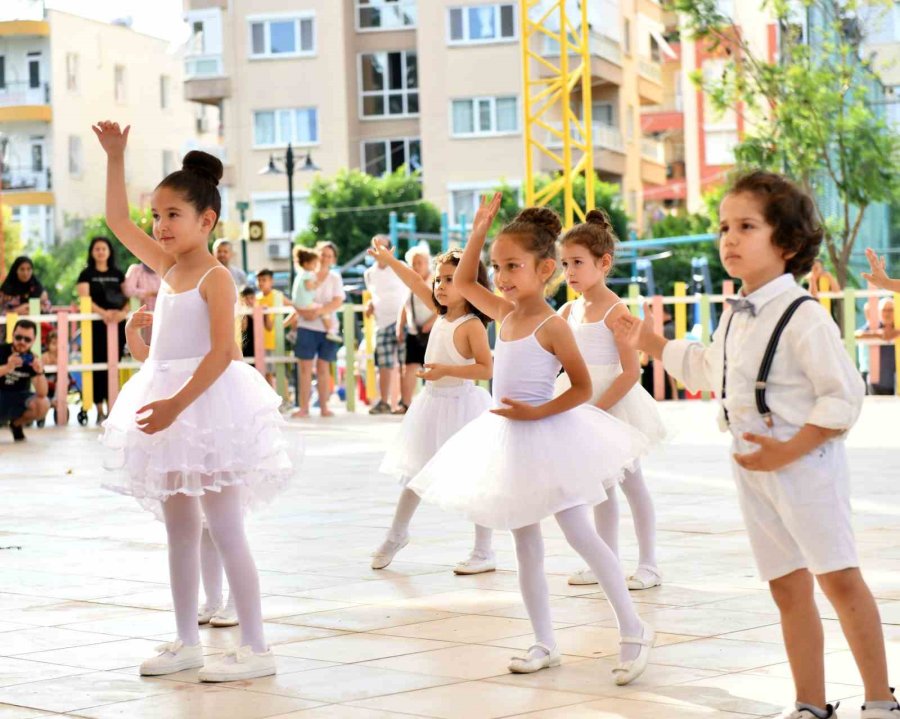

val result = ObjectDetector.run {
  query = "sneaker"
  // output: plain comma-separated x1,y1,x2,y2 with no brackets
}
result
862,690,899,718
778,704,839,719
371,535,409,569
209,599,239,628
369,401,392,415
139,640,204,676
391,402,409,415
10,423,25,442
454,550,497,575
198,604,219,625
567,567,597,585
198,645,276,682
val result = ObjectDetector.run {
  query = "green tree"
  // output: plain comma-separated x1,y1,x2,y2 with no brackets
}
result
297,169,441,261
673,0,900,287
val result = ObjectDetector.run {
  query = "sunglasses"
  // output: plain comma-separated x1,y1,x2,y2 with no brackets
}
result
13,335,33,342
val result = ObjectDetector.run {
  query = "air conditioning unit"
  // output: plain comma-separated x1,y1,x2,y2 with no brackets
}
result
266,239,291,259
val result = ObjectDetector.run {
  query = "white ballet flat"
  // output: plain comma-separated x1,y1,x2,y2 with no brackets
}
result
453,550,496,575
626,564,662,591
612,620,655,686
567,567,598,585
508,642,561,674
371,535,409,570
198,605,218,625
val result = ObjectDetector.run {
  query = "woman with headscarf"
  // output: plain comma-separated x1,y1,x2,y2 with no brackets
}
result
0,256,51,314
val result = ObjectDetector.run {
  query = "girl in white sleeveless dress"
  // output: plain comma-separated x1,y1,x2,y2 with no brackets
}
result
94,121,296,684
409,196,654,686
367,243,495,574
555,210,666,591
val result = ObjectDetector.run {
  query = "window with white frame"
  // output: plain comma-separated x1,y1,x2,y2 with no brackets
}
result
359,51,418,118
451,96,518,136
0,57,5,89
705,128,737,165
114,64,125,103
68,136,83,177
448,3,516,44
249,15,315,58
252,194,312,238
253,108,318,147
357,0,417,30
449,183,520,223
592,101,615,126
361,138,422,177
65,52,78,91
160,75,171,109
162,150,176,177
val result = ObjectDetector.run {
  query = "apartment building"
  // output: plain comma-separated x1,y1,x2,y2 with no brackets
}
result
182,0,669,270
0,2,218,248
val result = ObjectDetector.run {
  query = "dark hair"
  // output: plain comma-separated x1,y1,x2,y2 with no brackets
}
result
156,150,223,226
14,318,37,337
727,171,823,277
294,247,319,266
499,207,562,265
559,209,618,261
0,255,43,299
87,236,119,272
257,268,273,279
239,284,255,297
432,249,492,326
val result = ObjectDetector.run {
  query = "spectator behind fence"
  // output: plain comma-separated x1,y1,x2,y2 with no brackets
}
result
41,330,59,408
76,236,128,424
293,241,345,418
214,239,248,287
289,247,343,344
396,244,435,414
856,297,897,395
255,269,282,387
123,261,161,311
0,319,49,442
239,285,260,359
0,255,51,315
364,235,408,415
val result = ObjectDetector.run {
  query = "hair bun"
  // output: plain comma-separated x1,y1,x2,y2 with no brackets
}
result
585,209,613,231
181,150,223,186
516,207,562,237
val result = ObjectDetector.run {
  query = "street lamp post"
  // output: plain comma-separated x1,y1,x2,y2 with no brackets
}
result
259,144,320,292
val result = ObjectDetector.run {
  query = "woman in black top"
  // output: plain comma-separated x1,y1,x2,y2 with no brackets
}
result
76,236,128,422
0,256,52,314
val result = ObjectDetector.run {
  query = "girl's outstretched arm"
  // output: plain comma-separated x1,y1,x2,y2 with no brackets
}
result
457,193,514,322
92,121,171,274
368,239,438,313
862,248,900,292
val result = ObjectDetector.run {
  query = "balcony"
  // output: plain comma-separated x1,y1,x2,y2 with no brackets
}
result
184,54,230,105
0,81,51,122
541,30,624,85
641,137,667,186
184,0,227,9
640,137,665,164
1,166,53,206
541,120,626,176
637,57,664,105
0,20,50,37
641,101,684,133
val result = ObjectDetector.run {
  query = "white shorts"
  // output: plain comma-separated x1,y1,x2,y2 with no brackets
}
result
731,420,858,582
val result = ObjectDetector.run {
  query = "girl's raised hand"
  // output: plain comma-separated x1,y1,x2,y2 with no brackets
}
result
367,237,394,265
471,192,503,240
862,248,892,289
91,121,130,157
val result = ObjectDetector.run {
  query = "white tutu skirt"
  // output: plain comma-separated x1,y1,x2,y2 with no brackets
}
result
381,382,492,485
408,404,650,530
101,357,300,520
555,364,667,446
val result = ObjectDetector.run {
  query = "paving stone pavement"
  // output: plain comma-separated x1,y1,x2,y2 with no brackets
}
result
0,398,898,718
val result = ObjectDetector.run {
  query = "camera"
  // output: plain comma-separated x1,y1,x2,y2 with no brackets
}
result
19,352,33,366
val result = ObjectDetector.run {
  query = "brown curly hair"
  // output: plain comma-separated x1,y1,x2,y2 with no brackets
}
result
559,208,618,261
499,207,563,265
727,171,823,277
432,249,492,326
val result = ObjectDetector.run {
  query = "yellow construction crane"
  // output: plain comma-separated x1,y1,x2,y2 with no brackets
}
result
519,0,596,228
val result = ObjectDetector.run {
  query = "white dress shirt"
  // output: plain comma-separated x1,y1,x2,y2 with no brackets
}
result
364,264,407,330
662,274,865,432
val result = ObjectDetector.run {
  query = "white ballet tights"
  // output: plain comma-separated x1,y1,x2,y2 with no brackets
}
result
593,463,657,569
388,487,493,553
512,504,643,662
200,528,223,609
161,485,266,652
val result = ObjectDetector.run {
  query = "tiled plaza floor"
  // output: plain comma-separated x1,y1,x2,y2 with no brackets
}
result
0,398,898,718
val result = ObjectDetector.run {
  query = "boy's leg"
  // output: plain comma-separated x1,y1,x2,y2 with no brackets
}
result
769,569,827,709
816,568,893,702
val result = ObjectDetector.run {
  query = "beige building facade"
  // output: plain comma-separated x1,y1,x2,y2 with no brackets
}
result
0,3,217,248
183,0,670,271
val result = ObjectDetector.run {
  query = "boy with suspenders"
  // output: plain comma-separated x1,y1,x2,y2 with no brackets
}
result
616,172,896,719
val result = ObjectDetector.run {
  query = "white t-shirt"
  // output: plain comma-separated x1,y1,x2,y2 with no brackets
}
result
364,264,407,330
297,270,345,333
406,290,436,335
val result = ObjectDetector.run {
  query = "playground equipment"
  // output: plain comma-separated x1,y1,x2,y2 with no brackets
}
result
386,210,472,255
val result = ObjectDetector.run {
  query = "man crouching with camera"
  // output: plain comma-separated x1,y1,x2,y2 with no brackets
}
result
0,319,49,442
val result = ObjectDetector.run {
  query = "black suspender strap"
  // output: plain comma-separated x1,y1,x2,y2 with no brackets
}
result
754,296,816,426
720,311,737,427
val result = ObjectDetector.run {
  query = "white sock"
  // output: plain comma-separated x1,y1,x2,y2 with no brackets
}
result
200,528,223,610
620,463,658,570
473,524,493,555
200,485,266,653
161,491,202,646
388,488,420,541
511,524,555,650
593,487,620,558
555,505,643,662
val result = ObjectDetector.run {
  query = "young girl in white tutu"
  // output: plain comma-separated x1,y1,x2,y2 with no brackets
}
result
94,121,295,682
555,210,665,590
367,242,496,574
409,195,654,684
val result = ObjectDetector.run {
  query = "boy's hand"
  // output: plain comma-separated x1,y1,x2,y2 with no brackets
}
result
471,192,503,240
91,120,130,156
612,314,643,350
733,433,796,472
490,397,542,421
862,248,893,289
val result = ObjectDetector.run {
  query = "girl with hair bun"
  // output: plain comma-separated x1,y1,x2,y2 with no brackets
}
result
556,208,665,592
409,195,654,685
93,121,297,683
